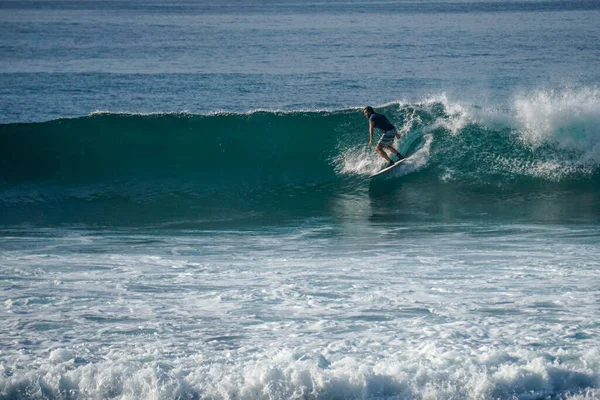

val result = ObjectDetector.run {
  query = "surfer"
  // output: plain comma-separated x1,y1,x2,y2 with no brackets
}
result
363,106,404,168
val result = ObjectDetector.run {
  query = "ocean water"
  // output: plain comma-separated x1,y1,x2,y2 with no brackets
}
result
1,1,600,399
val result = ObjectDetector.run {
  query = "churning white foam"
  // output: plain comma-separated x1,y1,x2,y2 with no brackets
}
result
2,221,600,399
421,93,472,136
514,86,600,163
335,145,383,176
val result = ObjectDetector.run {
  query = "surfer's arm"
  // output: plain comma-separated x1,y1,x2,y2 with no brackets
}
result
368,121,375,146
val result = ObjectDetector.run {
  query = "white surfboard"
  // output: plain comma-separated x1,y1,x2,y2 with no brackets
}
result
370,158,407,178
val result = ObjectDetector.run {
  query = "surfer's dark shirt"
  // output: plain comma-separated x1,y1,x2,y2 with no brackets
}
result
369,113,395,131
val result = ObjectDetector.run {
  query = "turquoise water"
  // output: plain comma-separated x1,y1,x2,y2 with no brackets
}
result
1,1,600,399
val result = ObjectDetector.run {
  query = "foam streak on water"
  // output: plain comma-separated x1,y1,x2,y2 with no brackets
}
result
2,223,599,399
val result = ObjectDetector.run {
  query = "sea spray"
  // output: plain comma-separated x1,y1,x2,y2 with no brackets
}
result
514,86,600,163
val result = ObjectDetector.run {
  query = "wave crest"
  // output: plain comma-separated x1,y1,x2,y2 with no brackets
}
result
2,91,599,187
515,86,600,162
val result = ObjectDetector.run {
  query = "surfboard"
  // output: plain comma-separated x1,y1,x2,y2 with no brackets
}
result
370,158,407,178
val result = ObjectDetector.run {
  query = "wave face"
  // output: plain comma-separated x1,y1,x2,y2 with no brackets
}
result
2,89,600,225
0,111,345,184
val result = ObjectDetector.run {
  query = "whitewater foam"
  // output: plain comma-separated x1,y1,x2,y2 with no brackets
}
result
421,93,472,136
514,86,600,163
408,90,600,182
2,223,600,399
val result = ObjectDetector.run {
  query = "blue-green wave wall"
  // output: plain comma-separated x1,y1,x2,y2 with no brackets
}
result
2,101,600,225
0,111,356,184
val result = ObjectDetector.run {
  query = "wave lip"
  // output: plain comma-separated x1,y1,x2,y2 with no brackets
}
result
515,86,600,164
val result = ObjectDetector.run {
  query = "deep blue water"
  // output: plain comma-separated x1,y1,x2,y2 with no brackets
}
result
1,1,600,399
1,0,599,121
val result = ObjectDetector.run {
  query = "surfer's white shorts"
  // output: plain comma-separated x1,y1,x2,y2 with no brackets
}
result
377,129,397,147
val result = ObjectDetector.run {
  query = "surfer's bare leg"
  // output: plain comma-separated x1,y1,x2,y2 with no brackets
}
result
384,145,404,160
375,144,392,163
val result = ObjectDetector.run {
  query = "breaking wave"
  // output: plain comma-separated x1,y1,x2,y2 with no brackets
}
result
1,88,599,224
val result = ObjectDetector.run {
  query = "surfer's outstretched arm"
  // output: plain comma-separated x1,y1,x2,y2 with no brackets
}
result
368,120,375,146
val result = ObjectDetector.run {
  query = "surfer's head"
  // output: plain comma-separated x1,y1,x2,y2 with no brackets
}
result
363,106,374,117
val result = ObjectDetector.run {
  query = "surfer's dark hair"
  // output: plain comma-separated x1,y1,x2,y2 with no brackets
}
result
363,106,374,114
